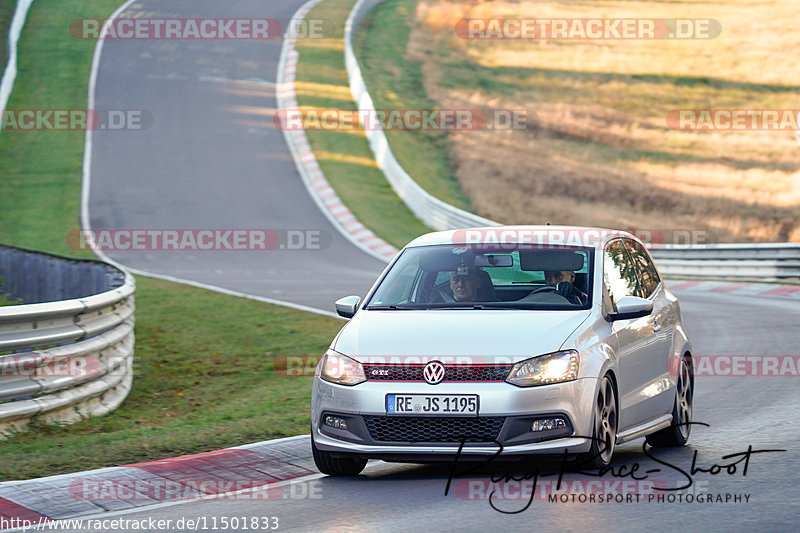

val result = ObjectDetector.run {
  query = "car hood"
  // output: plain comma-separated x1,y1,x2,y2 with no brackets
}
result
332,309,592,364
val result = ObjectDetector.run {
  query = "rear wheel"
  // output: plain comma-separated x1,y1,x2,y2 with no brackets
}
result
582,375,617,469
647,354,693,447
311,431,367,476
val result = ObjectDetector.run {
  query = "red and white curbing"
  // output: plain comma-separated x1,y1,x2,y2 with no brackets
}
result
276,0,398,263
667,280,800,299
0,436,319,526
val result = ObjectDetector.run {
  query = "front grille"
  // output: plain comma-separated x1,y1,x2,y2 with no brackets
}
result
364,364,512,382
363,415,505,443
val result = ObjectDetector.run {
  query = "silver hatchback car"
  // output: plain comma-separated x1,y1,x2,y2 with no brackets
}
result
311,226,694,475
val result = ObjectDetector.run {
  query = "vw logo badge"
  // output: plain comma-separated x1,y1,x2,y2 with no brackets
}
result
423,361,445,385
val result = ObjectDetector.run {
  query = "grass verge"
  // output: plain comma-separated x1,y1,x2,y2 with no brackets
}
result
359,0,800,242
0,0,15,67
294,0,431,248
351,0,470,211
0,278,341,480
0,0,343,480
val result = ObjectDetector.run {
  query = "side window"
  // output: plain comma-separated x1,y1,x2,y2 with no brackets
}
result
371,256,419,305
624,239,661,298
603,240,639,312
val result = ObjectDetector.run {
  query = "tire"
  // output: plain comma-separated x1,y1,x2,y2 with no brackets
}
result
581,375,618,469
646,354,693,447
311,431,367,476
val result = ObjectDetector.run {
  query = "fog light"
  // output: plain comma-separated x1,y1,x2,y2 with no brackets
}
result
532,417,566,432
324,415,348,431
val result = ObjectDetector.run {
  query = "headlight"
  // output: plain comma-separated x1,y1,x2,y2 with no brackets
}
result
506,350,579,387
319,350,366,386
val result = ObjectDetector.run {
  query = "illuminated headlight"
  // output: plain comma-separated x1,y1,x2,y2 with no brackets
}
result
532,417,567,432
506,350,579,387
324,415,348,430
319,350,366,386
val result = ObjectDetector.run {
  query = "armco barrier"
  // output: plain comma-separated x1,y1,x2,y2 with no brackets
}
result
344,0,497,231
649,243,800,280
344,0,799,279
0,244,135,437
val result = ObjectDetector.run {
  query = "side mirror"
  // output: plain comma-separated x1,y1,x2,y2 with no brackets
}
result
334,295,361,319
609,296,653,321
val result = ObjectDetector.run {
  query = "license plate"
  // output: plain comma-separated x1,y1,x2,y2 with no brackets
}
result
386,394,479,416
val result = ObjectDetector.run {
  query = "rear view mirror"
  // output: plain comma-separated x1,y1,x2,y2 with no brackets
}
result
609,296,653,321
474,254,513,267
334,295,361,319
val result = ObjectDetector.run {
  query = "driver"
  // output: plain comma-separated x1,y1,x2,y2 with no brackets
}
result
450,267,481,301
544,270,586,305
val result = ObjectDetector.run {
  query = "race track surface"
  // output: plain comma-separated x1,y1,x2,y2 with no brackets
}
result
88,0,387,312
49,290,800,532
82,1,800,531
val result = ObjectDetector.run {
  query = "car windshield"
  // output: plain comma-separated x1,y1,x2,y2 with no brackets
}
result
366,244,593,310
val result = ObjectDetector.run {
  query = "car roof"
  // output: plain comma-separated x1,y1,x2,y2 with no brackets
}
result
405,225,635,249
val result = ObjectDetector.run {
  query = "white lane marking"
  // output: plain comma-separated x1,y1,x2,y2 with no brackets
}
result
0,0,35,137
80,0,343,319
106,265,341,319
275,0,398,264
17,456,385,528
0,435,371,531
229,433,310,450
0,473,326,532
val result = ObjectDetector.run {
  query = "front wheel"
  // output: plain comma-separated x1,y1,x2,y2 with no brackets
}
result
311,431,367,476
581,375,617,469
646,354,693,447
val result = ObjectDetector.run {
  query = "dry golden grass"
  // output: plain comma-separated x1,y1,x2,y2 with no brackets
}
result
409,0,800,241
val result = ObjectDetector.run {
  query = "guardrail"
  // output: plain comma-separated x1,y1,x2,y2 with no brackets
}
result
345,0,799,281
0,244,135,437
345,0,498,231
650,243,800,280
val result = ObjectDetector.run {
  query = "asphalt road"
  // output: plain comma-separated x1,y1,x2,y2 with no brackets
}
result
87,0,387,311
84,1,800,531
56,290,800,532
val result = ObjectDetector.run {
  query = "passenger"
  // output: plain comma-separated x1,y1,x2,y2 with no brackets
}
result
544,270,586,305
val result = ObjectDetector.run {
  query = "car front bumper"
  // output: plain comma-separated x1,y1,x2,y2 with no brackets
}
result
311,377,598,458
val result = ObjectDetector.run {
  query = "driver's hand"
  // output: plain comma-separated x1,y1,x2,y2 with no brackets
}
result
555,282,585,304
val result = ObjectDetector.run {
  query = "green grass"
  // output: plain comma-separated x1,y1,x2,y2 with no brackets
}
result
0,294,21,306
0,0,345,480
368,0,800,242
352,0,470,210
0,0,114,255
1,277,341,480
294,0,431,248
0,0,15,67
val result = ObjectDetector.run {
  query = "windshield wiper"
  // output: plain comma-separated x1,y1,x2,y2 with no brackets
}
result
434,304,517,310
475,304,522,310
365,304,419,310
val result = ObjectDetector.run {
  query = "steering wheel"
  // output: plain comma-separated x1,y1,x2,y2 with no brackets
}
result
530,285,556,295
